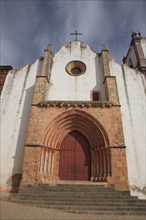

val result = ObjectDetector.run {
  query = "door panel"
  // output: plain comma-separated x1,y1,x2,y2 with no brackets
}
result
59,131,91,180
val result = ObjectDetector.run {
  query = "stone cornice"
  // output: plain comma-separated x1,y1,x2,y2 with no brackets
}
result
31,100,121,108
25,144,126,149
103,75,116,84
36,75,49,83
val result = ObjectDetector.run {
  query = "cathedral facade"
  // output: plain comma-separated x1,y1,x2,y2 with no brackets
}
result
1,33,146,199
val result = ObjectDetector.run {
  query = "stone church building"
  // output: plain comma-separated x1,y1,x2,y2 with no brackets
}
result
1,32,146,199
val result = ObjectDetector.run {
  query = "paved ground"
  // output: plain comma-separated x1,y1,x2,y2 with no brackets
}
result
1,200,146,220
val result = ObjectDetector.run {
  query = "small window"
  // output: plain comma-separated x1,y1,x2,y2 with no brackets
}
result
71,67,81,75
92,91,100,101
65,61,86,76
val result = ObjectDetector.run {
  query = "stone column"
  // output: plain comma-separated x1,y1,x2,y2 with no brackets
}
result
96,149,100,181
44,148,49,174
20,46,53,188
49,150,54,181
101,45,119,105
32,44,53,105
107,147,129,191
42,44,52,77
93,149,97,180
98,148,103,181
20,147,41,188
39,147,45,174
106,147,111,177
90,149,95,181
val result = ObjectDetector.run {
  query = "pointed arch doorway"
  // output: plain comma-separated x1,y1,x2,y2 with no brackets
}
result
59,130,91,181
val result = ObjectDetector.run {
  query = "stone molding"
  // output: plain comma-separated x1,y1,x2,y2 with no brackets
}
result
32,100,121,108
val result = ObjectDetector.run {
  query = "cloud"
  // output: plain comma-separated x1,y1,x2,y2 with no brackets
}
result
55,1,111,42
1,0,145,67
54,0,145,54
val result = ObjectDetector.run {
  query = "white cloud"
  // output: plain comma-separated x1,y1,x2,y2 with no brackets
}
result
1,0,145,67
55,1,112,42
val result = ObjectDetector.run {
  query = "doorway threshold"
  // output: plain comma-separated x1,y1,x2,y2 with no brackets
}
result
57,180,107,186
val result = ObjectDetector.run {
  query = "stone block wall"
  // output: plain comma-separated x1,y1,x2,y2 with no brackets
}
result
0,66,12,95
21,103,129,191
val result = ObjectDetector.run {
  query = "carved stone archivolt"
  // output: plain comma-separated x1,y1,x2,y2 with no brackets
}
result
39,109,111,182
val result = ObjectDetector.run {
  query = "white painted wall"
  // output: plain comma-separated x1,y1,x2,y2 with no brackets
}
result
0,60,41,191
46,41,106,101
141,38,146,58
110,60,146,199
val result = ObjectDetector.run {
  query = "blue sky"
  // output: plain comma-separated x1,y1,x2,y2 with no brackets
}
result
1,0,146,68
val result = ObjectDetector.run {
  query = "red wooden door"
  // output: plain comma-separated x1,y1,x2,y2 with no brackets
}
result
59,131,91,180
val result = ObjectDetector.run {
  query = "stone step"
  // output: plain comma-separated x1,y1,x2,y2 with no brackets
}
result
24,183,110,188
38,183,107,187
19,189,131,196
15,192,132,199
17,187,131,195
11,193,145,203
14,202,146,213
11,192,145,203
66,210,146,216
22,185,122,192
11,194,138,202
10,198,146,207
14,200,146,216
10,184,146,217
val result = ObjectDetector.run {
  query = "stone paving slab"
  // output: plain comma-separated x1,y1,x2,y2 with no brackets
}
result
1,200,146,220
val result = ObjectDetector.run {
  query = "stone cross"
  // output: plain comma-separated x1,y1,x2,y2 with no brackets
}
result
71,30,82,41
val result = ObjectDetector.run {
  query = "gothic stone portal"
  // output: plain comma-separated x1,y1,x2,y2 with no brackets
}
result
20,110,128,190
59,131,91,181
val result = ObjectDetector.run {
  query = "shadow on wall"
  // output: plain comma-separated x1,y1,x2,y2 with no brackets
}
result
92,54,105,101
6,174,22,193
9,85,35,193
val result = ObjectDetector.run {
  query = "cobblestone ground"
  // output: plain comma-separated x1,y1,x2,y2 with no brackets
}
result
0,200,146,220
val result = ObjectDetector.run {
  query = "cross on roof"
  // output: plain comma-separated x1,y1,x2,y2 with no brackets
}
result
70,30,82,41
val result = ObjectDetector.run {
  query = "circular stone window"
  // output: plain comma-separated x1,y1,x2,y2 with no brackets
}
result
65,61,86,76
